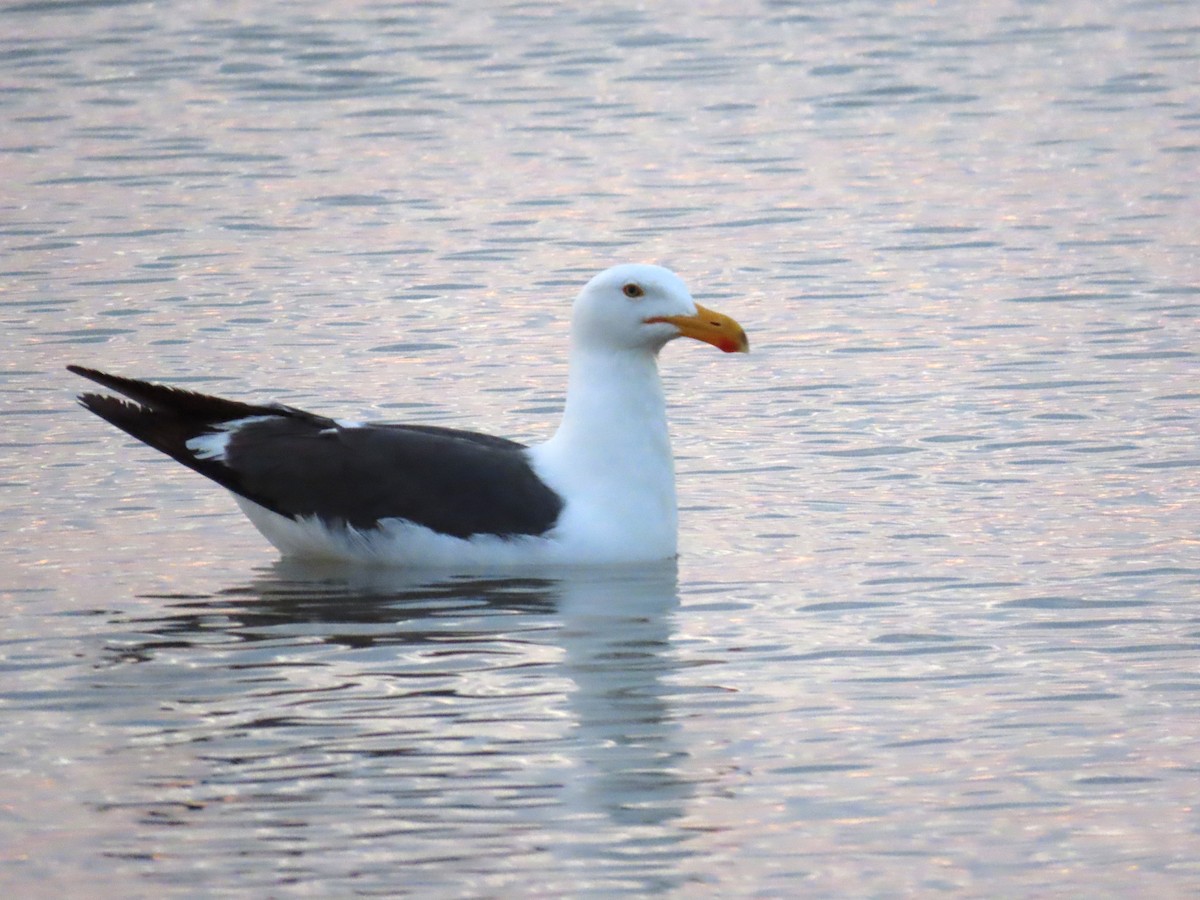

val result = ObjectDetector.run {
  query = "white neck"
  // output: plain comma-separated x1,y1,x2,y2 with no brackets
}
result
558,344,669,450
529,343,679,561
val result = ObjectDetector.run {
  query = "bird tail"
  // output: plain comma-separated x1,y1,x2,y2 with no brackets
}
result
66,365,329,491
68,365,286,422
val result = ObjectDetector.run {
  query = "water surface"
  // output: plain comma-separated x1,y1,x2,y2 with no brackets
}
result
3,0,1198,895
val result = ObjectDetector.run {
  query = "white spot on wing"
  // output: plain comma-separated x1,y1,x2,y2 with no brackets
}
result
186,431,231,461
317,419,363,436
185,415,276,463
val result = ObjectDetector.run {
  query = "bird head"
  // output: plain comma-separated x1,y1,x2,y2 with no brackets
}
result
572,264,749,355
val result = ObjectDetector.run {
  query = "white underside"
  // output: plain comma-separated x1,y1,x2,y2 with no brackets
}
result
235,495,677,568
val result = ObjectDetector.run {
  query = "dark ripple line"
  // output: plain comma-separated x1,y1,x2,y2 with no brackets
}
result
1099,567,1197,579
784,644,989,661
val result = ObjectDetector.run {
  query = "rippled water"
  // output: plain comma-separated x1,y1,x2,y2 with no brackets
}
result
3,0,1198,895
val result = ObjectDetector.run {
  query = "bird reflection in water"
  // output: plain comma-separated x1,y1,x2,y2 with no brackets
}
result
101,560,696,846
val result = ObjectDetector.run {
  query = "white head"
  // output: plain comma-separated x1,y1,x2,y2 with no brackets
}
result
571,264,748,355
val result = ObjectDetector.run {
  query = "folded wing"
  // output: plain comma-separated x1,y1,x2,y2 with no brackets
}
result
69,365,563,539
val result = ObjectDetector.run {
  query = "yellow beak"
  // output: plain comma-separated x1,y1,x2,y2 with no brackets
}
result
646,303,749,354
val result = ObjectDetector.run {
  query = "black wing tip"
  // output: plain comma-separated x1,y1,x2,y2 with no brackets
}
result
64,364,325,428
75,389,106,409
67,363,104,383
66,364,144,398
70,368,151,421
74,391,152,429
76,389,133,407
68,363,116,379
69,367,128,413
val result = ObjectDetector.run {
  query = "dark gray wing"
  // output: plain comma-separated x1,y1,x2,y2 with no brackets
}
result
70,365,563,539
223,419,562,538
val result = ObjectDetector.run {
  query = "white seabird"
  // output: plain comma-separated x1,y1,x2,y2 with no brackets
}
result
70,264,749,566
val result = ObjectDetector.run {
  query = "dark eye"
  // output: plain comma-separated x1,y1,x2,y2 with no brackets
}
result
622,283,644,298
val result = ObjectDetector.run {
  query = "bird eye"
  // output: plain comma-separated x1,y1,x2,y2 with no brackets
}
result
622,283,644,298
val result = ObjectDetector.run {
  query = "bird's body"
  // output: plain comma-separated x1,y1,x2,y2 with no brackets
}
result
70,264,748,567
